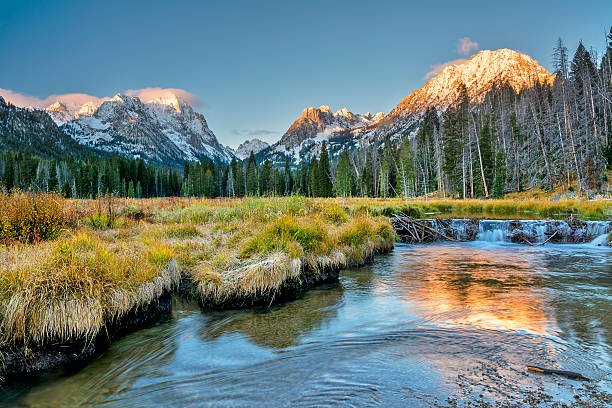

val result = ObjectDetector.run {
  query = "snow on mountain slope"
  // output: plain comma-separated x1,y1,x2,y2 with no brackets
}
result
391,49,554,115
367,48,556,139
279,105,384,149
257,105,384,165
57,93,233,166
232,138,270,160
259,48,555,166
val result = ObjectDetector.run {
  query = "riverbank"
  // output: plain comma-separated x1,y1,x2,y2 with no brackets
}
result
1,193,610,383
0,195,395,382
3,240,611,407
325,196,612,220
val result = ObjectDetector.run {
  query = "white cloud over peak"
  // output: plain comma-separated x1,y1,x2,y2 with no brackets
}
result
425,58,467,79
457,37,479,56
0,87,203,109
0,89,110,109
124,87,204,108
423,37,479,79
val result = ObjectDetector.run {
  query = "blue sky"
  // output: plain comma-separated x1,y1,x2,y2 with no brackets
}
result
1,0,610,147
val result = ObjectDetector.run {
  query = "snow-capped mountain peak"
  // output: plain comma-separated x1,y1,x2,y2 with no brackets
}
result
391,48,555,115
232,138,270,160
143,92,183,113
57,91,233,166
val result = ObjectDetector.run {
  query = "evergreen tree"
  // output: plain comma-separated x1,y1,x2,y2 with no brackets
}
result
493,150,506,198
48,161,58,192
284,157,293,195
335,150,354,197
246,152,258,195
478,119,495,196
308,156,318,197
317,141,333,197
3,152,14,190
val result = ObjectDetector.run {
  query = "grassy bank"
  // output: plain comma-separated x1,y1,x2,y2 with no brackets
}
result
324,197,612,220
0,195,394,378
2,192,609,380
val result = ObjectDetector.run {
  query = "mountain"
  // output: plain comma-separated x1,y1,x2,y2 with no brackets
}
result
258,48,555,166
257,106,384,165
45,100,103,125
48,93,233,166
231,138,270,160
368,48,556,139
0,96,97,158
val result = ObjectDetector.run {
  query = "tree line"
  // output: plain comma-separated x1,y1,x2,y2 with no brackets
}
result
0,150,182,198
2,30,611,199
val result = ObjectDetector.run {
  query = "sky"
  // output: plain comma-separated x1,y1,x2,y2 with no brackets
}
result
1,0,611,148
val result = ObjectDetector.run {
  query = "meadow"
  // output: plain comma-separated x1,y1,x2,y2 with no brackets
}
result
1,191,611,381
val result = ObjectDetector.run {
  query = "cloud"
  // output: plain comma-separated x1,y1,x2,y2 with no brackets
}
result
0,87,204,109
424,58,467,79
124,87,204,108
0,88,110,109
457,37,478,56
231,129,278,137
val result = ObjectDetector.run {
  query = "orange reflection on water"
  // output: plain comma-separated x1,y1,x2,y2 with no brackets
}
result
393,246,557,336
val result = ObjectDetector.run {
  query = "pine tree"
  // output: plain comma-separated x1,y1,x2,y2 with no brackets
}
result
284,157,293,195
441,107,463,196
317,141,333,197
335,150,354,197
259,160,272,195
3,152,14,191
128,180,135,198
308,156,318,197
48,161,58,193
246,152,258,195
493,150,506,198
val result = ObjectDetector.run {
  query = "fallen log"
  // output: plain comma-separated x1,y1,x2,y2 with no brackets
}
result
526,365,590,381
539,231,558,246
393,214,458,242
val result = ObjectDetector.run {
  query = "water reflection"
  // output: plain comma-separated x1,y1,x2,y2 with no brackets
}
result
1,242,610,407
204,282,344,349
391,243,554,335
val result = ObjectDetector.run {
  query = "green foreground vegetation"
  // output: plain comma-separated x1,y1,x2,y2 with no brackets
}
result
0,191,610,380
0,193,395,364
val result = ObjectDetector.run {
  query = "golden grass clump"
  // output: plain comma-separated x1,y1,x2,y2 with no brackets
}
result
190,207,395,305
0,232,179,347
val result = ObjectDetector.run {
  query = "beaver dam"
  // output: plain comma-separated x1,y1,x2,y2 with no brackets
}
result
392,215,612,245
1,195,611,406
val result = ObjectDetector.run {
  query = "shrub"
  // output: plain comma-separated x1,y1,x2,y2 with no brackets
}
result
0,191,66,244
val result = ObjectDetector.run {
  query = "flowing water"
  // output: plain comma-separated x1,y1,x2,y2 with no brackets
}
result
2,240,611,407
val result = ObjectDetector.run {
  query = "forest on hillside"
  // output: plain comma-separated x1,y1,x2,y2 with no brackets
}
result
1,29,611,199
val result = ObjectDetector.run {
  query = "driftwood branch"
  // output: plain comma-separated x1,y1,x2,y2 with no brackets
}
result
527,365,590,381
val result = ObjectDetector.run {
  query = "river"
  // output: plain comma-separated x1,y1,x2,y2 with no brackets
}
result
2,240,611,407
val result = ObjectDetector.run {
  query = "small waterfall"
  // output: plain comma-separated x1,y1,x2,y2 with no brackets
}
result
590,233,610,246
475,220,611,244
394,217,611,245
477,220,508,242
